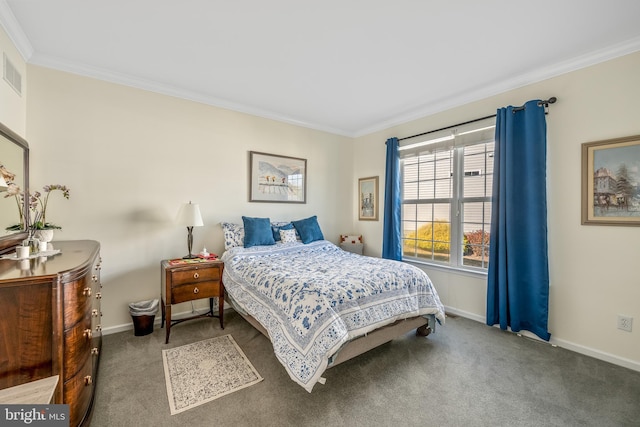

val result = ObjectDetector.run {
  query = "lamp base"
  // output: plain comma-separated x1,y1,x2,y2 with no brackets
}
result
182,254,198,259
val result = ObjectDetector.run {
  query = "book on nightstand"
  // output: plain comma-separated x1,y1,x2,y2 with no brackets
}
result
167,254,218,265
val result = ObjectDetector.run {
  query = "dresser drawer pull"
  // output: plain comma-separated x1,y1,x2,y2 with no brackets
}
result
84,376,93,386
83,329,93,339
91,347,99,356
193,272,200,279
92,275,98,282
95,325,102,332
95,292,102,300
193,287,200,294
83,287,92,296
92,309,99,317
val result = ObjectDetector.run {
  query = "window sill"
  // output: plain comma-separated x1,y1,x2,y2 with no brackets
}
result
402,258,488,280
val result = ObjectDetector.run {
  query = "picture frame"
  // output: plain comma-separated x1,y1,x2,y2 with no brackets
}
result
358,176,379,221
581,135,640,226
249,151,306,203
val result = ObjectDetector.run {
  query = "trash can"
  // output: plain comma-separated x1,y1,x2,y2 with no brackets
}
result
129,299,159,336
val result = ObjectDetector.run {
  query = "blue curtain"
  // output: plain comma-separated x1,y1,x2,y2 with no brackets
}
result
486,100,551,341
382,137,402,260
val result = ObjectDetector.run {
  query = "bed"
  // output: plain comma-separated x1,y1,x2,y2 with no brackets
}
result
220,217,446,392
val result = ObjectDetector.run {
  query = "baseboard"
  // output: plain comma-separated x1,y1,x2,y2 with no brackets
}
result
550,337,640,372
102,307,224,336
444,305,640,373
443,306,485,323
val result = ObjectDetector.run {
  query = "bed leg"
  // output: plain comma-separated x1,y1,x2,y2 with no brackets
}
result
416,324,431,337
416,314,436,337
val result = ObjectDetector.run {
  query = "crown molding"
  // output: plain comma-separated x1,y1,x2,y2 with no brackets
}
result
354,35,640,138
0,0,33,60
28,51,354,137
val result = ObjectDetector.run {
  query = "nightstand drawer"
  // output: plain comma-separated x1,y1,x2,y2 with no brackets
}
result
171,281,221,304
171,267,220,286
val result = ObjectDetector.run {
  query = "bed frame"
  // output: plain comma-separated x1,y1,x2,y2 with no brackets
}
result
236,310,435,367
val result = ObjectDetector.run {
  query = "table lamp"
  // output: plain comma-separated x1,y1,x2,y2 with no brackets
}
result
176,201,203,259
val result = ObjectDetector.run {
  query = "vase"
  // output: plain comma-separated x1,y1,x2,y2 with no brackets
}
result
22,236,40,254
35,229,55,243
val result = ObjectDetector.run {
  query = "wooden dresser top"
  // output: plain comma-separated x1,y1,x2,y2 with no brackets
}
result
0,240,99,283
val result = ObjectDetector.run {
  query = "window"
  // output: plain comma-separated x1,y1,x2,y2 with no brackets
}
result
400,118,495,271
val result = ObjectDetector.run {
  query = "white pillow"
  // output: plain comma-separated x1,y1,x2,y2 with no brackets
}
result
279,229,297,243
221,222,244,250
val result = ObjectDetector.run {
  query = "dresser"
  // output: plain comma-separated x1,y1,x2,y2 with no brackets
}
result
0,240,102,427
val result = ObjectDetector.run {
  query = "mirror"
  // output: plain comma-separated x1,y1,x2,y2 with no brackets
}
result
0,121,29,255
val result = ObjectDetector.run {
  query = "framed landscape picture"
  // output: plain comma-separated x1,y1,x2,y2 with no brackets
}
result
358,176,379,221
581,135,640,226
249,151,306,203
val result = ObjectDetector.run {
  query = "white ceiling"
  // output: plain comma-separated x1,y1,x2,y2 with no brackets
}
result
2,1,640,137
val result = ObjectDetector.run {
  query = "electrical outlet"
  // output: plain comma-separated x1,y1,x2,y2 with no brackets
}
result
617,315,633,332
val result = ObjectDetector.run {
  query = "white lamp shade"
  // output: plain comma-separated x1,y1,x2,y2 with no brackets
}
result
176,202,204,227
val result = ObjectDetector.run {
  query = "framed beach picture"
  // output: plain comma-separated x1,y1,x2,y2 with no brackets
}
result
581,135,640,226
249,151,306,203
358,176,379,221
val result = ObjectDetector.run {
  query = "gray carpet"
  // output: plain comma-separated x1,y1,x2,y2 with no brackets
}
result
92,311,640,427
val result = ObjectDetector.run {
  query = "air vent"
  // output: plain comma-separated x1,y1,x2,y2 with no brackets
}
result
3,53,22,96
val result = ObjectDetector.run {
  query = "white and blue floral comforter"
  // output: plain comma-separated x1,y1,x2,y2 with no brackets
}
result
221,240,445,392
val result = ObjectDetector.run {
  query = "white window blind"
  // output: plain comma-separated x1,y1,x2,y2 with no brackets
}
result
399,117,495,271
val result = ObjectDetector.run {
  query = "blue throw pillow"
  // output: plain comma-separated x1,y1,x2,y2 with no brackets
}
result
271,222,294,241
242,216,276,248
292,216,324,244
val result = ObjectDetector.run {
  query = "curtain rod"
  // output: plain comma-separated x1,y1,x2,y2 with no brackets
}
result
398,97,557,142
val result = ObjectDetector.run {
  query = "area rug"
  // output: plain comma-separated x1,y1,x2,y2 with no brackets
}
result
162,334,263,414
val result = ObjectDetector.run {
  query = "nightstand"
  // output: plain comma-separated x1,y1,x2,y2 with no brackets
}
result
160,259,224,344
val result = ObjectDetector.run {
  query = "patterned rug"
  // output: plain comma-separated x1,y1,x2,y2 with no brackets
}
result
162,335,263,414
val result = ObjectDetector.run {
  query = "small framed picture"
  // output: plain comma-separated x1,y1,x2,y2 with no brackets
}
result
581,135,640,226
358,176,379,221
249,151,306,203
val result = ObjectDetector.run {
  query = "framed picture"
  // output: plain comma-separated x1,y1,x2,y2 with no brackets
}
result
249,151,306,203
581,135,640,226
358,176,379,221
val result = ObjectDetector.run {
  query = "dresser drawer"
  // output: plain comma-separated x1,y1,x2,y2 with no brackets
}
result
63,319,93,381
63,357,94,427
171,266,220,286
171,281,221,304
63,277,96,327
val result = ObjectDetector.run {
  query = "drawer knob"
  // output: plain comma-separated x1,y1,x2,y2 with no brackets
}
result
91,347,99,356
92,275,98,282
84,376,92,386
92,309,99,317
95,325,102,332
83,329,93,339
83,287,92,296
193,272,200,279
95,292,102,300
193,287,200,294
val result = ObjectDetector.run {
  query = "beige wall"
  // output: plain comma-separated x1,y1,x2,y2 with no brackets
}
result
352,51,640,370
0,24,26,136
25,65,353,330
